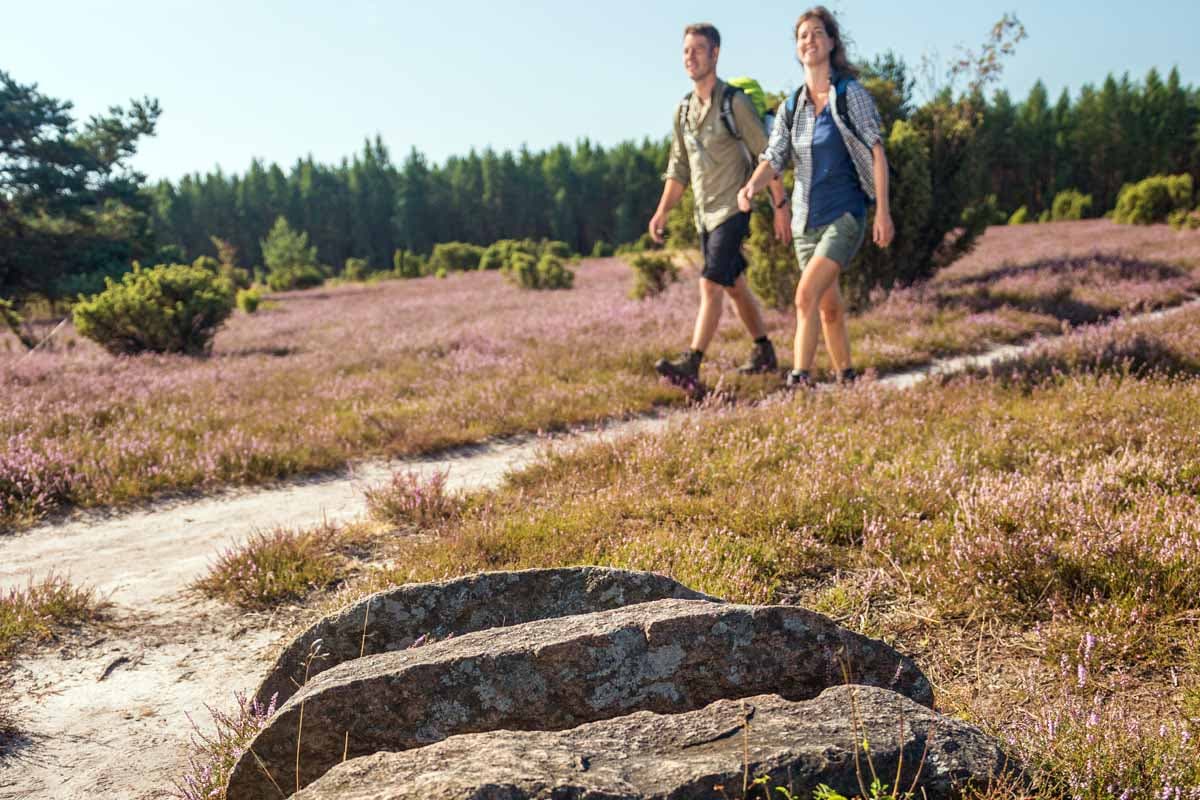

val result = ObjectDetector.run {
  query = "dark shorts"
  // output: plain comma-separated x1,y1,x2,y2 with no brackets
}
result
700,211,751,287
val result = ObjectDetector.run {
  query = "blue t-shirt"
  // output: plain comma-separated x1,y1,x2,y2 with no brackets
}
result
806,104,867,229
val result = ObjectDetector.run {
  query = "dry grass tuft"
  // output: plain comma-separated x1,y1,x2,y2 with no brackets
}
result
0,573,107,662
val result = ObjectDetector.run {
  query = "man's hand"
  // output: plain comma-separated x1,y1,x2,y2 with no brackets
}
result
773,204,791,243
649,211,668,244
736,184,754,213
873,209,895,248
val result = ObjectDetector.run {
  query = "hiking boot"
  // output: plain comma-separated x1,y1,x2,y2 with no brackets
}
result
655,350,702,386
737,339,778,374
838,367,859,384
785,369,813,390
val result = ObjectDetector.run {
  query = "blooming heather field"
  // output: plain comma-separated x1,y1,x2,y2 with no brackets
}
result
2,220,1198,530
352,303,1200,798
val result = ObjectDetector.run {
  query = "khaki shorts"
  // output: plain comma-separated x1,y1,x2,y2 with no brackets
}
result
793,212,866,271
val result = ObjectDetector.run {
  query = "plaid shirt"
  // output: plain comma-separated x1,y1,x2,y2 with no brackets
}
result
761,79,884,235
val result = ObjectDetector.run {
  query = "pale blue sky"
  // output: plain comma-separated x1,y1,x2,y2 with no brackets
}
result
4,1,1197,181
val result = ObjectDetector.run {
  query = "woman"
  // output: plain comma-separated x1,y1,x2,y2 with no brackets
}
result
737,5,893,388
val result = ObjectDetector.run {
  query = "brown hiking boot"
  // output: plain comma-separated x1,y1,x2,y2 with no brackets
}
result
655,350,702,386
737,339,778,374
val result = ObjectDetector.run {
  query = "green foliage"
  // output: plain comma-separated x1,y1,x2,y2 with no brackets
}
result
502,252,574,290
479,239,573,273
1050,189,1094,220
0,297,35,349
840,118,938,307
392,249,426,278
1,574,105,660
591,240,614,258
627,252,679,300
343,257,369,281
665,187,699,249
236,287,261,314
1112,174,1195,225
1168,208,1200,231
261,216,324,291
429,241,486,273
1038,208,1053,223
1008,205,1031,225
209,235,252,289
1,69,159,299
72,262,235,356
745,203,799,311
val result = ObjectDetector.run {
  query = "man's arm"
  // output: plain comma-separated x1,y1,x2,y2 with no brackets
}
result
652,109,691,244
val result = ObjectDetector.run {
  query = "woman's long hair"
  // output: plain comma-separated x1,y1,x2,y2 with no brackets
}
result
794,6,859,79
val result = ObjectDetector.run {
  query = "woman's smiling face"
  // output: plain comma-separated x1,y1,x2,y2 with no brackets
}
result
796,18,833,68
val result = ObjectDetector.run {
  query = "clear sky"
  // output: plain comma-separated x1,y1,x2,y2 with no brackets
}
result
5,1,1198,182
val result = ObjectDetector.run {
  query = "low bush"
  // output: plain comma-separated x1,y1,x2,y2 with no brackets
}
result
746,201,798,310
1008,205,1031,225
1,574,106,660
192,524,342,609
501,253,573,290
392,249,426,278
591,240,614,258
364,470,461,528
480,239,573,272
235,288,261,314
627,252,680,300
1050,189,1093,221
261,216,325,291
264,263,324,292
1167,208,1200,231
343,257,370,281
1112,174,1194,225
73,262,235,355
428,242,486,273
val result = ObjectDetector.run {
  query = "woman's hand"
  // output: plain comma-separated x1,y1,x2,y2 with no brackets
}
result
873,209,894,248
773,205,791,243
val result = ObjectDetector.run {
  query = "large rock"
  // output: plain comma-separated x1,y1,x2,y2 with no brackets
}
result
292,686,1022,800
257,567,719,706
227,599,932,799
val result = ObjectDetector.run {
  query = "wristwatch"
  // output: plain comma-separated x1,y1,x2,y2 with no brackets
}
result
774,196,789,209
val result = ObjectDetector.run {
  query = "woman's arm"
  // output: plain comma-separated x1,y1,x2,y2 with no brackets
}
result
872,142,894,248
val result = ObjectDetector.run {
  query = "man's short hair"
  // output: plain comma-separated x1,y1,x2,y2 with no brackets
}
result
683,23,720,51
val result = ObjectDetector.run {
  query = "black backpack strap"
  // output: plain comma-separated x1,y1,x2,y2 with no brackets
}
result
835,76,867,148
787,86,804,132
719,85,742,140
678,92,692,135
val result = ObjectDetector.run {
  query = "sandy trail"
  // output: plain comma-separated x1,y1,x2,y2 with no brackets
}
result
1,298,1196,799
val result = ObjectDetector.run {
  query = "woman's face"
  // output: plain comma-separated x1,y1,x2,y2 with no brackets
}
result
796,18,834,68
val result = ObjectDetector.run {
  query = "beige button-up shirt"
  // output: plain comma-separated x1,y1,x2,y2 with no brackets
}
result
664,79,769,234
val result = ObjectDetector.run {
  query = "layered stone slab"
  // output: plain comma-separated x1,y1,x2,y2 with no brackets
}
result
291,686,1020,800
228,599,932,798
256,567,718,706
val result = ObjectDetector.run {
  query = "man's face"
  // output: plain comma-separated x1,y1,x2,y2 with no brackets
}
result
683,33,717,82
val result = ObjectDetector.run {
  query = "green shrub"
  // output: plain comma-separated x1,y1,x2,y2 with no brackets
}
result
392,249,426,278
479,239,573,272
434,267,448,279
1168,208,1200,231
665,187,699,249
591,240,614,258
1050,189,1093,221
627,252,679,300
746,202,798,310
343,257,369,281
73,262,235,355
261,216,325,291
1112,174,1195,225
615,233,656,255
1008,205,1030,225
236,288,261,314
1038,208,1052,223
428,242,485,273
265,263,324,292
502,252,574,290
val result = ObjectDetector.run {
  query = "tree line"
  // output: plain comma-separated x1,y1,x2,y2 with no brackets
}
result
3,59,1199,301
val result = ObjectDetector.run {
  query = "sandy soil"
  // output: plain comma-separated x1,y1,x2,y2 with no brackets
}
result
1,299,1195,799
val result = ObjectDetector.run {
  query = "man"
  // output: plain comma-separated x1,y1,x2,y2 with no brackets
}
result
649,23,790,387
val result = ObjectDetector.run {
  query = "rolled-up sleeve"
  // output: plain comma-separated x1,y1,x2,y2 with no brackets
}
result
760,101,792,175
847,83,884,148
663,113,691,186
